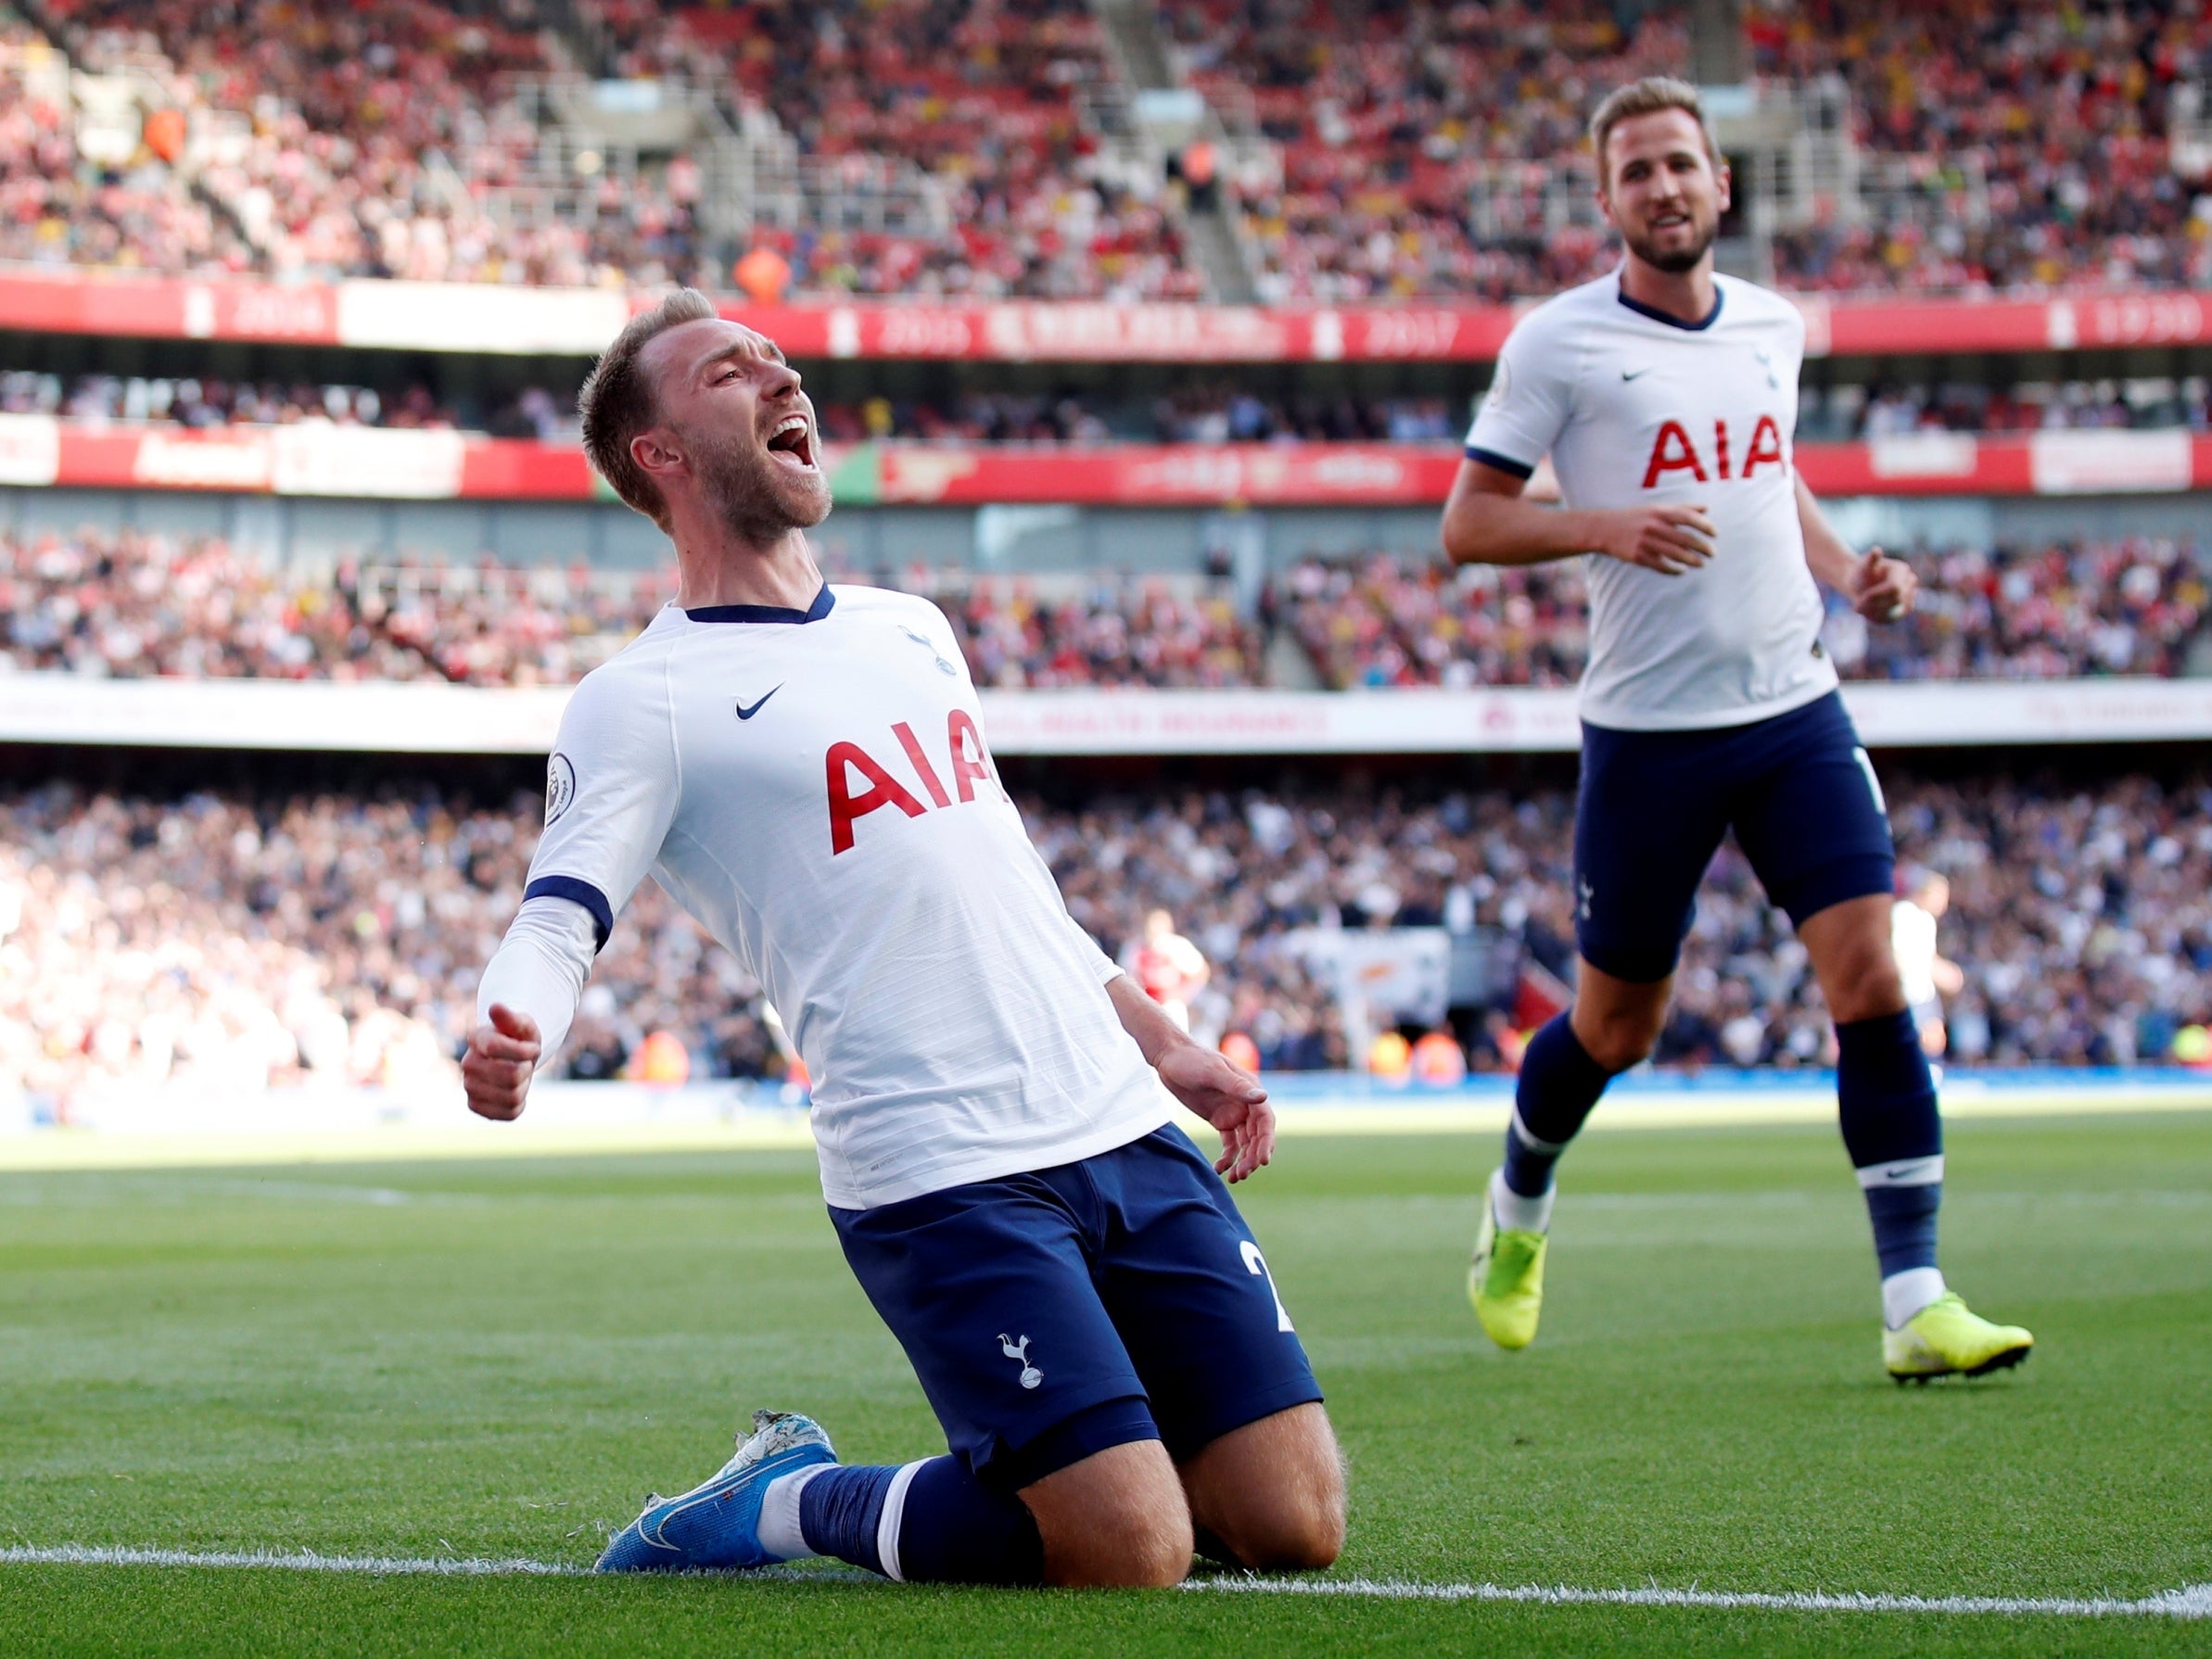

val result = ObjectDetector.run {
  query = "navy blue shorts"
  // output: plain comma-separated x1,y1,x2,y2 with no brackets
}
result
830,1124,1322,1493
1575,690,1895,984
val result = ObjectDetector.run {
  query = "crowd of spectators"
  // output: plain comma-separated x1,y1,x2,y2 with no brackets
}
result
1160,0,2212,302
1,1,2210,300
6,529,2206,690
1149,386,1464,445
918,570,1263,689
0,17,256,274
814,391,1113,447
594,0,1201,300
1162,0,1684,302
0,530,667,682
0,370,575,437
1807,376,2212,441
809,387,1465,446
1278,552,1588,690
35,0,713,288
10,766,2212,1107
1754,1,2212,296
1279,537,2212,688
1673,769,2212,1069
1820,535,2211,681
18,370,2212,447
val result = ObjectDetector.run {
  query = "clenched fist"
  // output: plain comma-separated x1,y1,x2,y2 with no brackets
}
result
1850,547,1917,623
464,1003,541,1121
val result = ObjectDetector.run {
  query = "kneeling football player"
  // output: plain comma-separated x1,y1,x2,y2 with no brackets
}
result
464,291,1343,1587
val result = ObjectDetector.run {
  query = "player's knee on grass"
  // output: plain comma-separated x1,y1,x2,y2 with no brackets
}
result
1181,1404,1345,1574
1020,1438,1194,1589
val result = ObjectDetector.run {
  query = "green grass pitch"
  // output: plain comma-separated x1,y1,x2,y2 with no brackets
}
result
3,1112,2209,1656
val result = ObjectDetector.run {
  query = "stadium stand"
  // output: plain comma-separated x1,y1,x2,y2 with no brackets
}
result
1,371,2206,457
31,0,707,285
1269,538,2208,687
5,374,2208,444
0,532,667,682
7,769,2206,1103
918,569,1265,689
0,18,254,273
1753,0,2212,295
1160,0,1689,301
6,532,2203,689
0,1,2205,299
576,0,1202,299
1163,0,2212,300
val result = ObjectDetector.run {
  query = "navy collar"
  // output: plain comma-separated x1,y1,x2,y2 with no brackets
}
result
1617,280,1723,332
685,585,835,625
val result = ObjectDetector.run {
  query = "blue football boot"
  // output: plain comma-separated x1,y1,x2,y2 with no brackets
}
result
595,1409,836,1572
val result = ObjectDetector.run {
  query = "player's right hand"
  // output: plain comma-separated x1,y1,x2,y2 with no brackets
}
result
1600,504,1715,575
464,1003,540,1121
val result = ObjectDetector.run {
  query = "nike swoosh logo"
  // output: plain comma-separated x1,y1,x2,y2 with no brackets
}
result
1621,367,1652,381
735,685,782,721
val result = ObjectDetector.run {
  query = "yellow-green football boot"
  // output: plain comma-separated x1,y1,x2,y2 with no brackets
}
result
1468,1174,1548,1350
1884,1291,2033,1383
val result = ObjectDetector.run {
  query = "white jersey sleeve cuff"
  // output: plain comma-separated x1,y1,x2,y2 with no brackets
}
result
476,896,598,1066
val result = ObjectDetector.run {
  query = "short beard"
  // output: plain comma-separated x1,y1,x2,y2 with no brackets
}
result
684,419,833,544
1624,218,1716,274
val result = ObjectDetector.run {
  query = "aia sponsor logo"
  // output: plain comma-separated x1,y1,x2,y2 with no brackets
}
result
1643,416,1786,488
825,708,1008,855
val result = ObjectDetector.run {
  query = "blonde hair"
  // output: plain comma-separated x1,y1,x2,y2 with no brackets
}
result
1589,76,1720,191
578,287,719,527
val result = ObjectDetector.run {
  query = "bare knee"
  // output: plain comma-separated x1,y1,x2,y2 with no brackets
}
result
1569,959,1671,1072
1572,1000,1663,1072
1828,958,1906,1026
1022,1439,1193,1589
1236,1484,1344,1573
1045,1509,1191,1589
1800,893,1909,1025
1183,1403,1345,1574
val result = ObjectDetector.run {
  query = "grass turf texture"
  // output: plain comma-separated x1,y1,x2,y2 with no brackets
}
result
2,1114,2208,1656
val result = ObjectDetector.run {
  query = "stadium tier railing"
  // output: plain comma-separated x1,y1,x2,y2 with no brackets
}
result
6,676,2212,755
5,268,2210,361
0,420,2203,505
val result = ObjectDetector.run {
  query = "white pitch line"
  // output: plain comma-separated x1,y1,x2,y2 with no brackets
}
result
1188,1574,2212,1620
4,1545,2207,1620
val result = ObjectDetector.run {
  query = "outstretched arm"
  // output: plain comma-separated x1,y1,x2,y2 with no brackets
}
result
465,898,597,1120
1797,470,1916,621
464,672,680,1122
1106,973,1275,1183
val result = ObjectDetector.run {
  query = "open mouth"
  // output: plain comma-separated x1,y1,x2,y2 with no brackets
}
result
765,412,818,473
1650,212,1693,233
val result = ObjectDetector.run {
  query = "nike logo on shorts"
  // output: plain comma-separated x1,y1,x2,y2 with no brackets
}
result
1621,367,1652,381
735,686,782,721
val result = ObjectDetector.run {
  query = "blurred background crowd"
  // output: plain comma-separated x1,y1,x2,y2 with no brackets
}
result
8,374,2212,445
0,0,2202,301
6,528,2204,688
8,766,2208,1108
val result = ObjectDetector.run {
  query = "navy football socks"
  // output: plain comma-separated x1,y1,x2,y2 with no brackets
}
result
797,1458,1042,1584
1836,1008,1947,1323
1501,1014,1617,1200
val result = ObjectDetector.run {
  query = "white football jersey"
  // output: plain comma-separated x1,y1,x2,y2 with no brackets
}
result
1466,269,1837,730
518,583,1171,1208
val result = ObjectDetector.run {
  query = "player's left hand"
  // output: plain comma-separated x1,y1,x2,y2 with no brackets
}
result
1851,547,1916,624
1157,1044,1275,1182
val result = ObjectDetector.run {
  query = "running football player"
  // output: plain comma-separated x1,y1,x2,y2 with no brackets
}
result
464,291,1343,1584
1441,78,2031,1384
